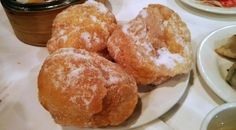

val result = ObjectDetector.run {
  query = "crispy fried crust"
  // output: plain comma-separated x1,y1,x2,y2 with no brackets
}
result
47,1,117,53
107,4,193,85
215,35,236,59
38,48,138,127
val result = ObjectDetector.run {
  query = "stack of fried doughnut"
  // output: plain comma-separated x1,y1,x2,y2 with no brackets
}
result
38,1,193,128
47,0,116,54
107,4,193,85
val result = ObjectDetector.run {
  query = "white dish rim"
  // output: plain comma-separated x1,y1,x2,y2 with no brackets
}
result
197,25,236,102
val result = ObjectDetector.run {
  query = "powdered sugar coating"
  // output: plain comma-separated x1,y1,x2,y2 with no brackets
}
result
48,48,93,60
120,4,191,71
66,67,86,87
107,4,193,85
90,15,97,22
122,24,130,35
38,48,138,127
154,47,185,69
85,0,108,14
81,32,92,48
99,63,127,86
47,0,116,53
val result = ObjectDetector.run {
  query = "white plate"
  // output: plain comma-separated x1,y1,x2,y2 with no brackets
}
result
0,6,189,130
0,29,190,130
197,25,236,102
0,43,190,130
180,0,236,14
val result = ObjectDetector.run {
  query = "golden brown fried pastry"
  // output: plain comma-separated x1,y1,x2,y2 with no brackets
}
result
107,4,193,85
38,48,138,127
47,0,116,53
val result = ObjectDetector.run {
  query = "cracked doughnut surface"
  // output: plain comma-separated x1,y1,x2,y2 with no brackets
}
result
107,4,193,85
47,0,116,53
38,48,138,127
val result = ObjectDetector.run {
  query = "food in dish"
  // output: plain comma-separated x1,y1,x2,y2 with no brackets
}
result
38,48,138,127
107,4,193,85
47,0,116,53
199,0,236,7
1,0,78,46
215,35,236,59
226,63,236,88
215,35,236,89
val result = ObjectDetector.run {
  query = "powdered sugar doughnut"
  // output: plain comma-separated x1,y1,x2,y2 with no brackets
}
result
38,48,138,127
47,0,116,53
107,4,193,85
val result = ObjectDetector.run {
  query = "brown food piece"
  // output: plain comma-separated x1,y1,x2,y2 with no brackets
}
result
47,0,117,53
226,63,236,88
199,0,222,7
215,35,236,59
107,4,193,86
38,48,138,127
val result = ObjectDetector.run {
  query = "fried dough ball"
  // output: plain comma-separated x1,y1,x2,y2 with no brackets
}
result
38,48,138,127
107,4,193,85
47,0,116,53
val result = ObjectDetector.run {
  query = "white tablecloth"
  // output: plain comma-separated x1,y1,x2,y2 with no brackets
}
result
0,0,236,130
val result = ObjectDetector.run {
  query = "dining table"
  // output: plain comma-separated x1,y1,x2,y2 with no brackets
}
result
0,0,236,130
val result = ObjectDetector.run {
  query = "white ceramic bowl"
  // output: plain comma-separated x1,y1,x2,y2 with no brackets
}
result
197,25,236,102
201,102,236,130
